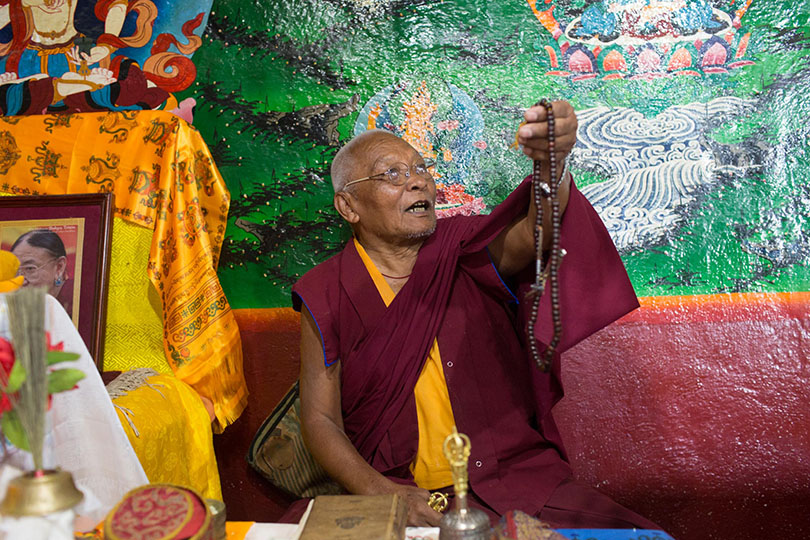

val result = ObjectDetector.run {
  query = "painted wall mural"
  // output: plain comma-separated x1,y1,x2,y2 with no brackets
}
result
0,0,804,535
177,0,809,308
529,0,756,79
0,0,212,115
355,80,488,217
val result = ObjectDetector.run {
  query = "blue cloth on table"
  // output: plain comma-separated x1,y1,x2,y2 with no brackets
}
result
556,530,674,540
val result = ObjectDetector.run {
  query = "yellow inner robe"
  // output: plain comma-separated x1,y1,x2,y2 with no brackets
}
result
354,238,455,490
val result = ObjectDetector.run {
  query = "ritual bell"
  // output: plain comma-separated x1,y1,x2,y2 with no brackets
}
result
438,428,492,540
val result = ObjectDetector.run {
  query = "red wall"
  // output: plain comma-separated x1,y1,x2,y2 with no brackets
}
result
554,292,810,539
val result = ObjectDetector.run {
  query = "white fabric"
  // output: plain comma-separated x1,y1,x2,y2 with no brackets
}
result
242,523,440,540
243,523,299,540
0,513,74,540
0,295,148,524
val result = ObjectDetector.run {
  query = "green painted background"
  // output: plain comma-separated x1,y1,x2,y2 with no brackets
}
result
178,0,810,308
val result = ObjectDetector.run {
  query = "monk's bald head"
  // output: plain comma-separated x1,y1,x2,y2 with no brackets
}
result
331,130,408,193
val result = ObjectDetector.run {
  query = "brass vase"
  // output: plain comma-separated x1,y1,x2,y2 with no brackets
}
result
0,468,84,517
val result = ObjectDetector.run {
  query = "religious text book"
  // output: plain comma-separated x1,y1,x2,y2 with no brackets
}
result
299,494,408,540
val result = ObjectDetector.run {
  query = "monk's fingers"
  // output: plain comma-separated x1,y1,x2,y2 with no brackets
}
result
523,100,576,123
517,122,577,154
515,101,577,157
518,115,578,141
520,133,577,158
406,499,443,527
521,145,574,163
519,128,576,148
417,504,444,527
552,100,576,122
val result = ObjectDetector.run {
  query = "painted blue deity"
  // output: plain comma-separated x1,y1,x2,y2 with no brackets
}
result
576,0,726,42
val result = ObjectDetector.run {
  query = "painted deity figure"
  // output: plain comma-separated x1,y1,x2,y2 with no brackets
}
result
578,0,723,41
0,0,169,115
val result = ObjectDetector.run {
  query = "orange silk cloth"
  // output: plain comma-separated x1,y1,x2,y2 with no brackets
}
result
0,110,247,429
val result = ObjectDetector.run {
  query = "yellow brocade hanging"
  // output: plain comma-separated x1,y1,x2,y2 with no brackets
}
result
0,110,247,430
105,217,171,374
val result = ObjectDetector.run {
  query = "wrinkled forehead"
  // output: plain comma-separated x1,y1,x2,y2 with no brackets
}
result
357,133,420,171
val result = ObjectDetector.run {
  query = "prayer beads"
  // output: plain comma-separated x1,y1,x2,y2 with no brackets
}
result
527,99,563,372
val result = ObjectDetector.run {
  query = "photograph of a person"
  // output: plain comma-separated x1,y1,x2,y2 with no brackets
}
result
1,219,84,326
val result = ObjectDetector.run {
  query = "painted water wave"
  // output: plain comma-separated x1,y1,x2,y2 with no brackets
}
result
576,96,756,251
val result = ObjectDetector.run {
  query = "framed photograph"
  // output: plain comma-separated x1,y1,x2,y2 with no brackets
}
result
0,193,113,371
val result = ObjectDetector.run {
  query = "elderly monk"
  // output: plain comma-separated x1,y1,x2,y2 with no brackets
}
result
291,101,660,529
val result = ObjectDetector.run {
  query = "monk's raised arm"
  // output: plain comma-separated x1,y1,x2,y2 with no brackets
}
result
298,308,443,526
488,101,576,277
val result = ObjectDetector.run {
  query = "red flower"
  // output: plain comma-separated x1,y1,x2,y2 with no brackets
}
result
0,338,16,414
45,332,64,352
0,393,13,414
0,337,14,376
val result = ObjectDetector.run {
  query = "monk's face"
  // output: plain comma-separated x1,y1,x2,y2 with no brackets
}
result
344,135,437,244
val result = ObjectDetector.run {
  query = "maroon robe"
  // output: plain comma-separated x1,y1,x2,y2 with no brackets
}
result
292,178,640,519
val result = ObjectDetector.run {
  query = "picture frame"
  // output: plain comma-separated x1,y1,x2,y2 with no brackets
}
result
0,193,113,371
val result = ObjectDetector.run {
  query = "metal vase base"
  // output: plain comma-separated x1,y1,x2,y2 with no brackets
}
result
0,469,83,517
439,506,492,540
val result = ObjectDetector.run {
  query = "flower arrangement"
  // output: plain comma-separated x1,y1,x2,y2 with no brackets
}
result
0,287,84,471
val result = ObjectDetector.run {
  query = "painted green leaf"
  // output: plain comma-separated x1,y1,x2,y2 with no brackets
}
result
47,368,85,395
0,410,29,451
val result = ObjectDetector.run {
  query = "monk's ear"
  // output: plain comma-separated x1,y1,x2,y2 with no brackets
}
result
334,191,360,224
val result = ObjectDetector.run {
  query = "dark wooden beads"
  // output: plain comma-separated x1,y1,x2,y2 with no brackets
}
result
527,99,563,372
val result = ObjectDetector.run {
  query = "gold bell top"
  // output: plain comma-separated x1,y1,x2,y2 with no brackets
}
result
443,427,472,500
439,427,491,540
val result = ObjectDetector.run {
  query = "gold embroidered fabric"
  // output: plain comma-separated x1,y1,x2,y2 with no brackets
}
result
0,110,247,429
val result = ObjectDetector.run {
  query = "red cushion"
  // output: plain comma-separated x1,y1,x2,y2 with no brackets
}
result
213,308,299,521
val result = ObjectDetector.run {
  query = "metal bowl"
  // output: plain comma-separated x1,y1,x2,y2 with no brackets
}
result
0,469,84,517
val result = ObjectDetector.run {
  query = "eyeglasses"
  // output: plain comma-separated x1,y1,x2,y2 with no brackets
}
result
15,258,57,279
344,159,435,189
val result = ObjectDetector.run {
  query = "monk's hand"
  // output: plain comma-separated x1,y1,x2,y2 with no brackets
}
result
394,484,443,527
517,100,577,164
